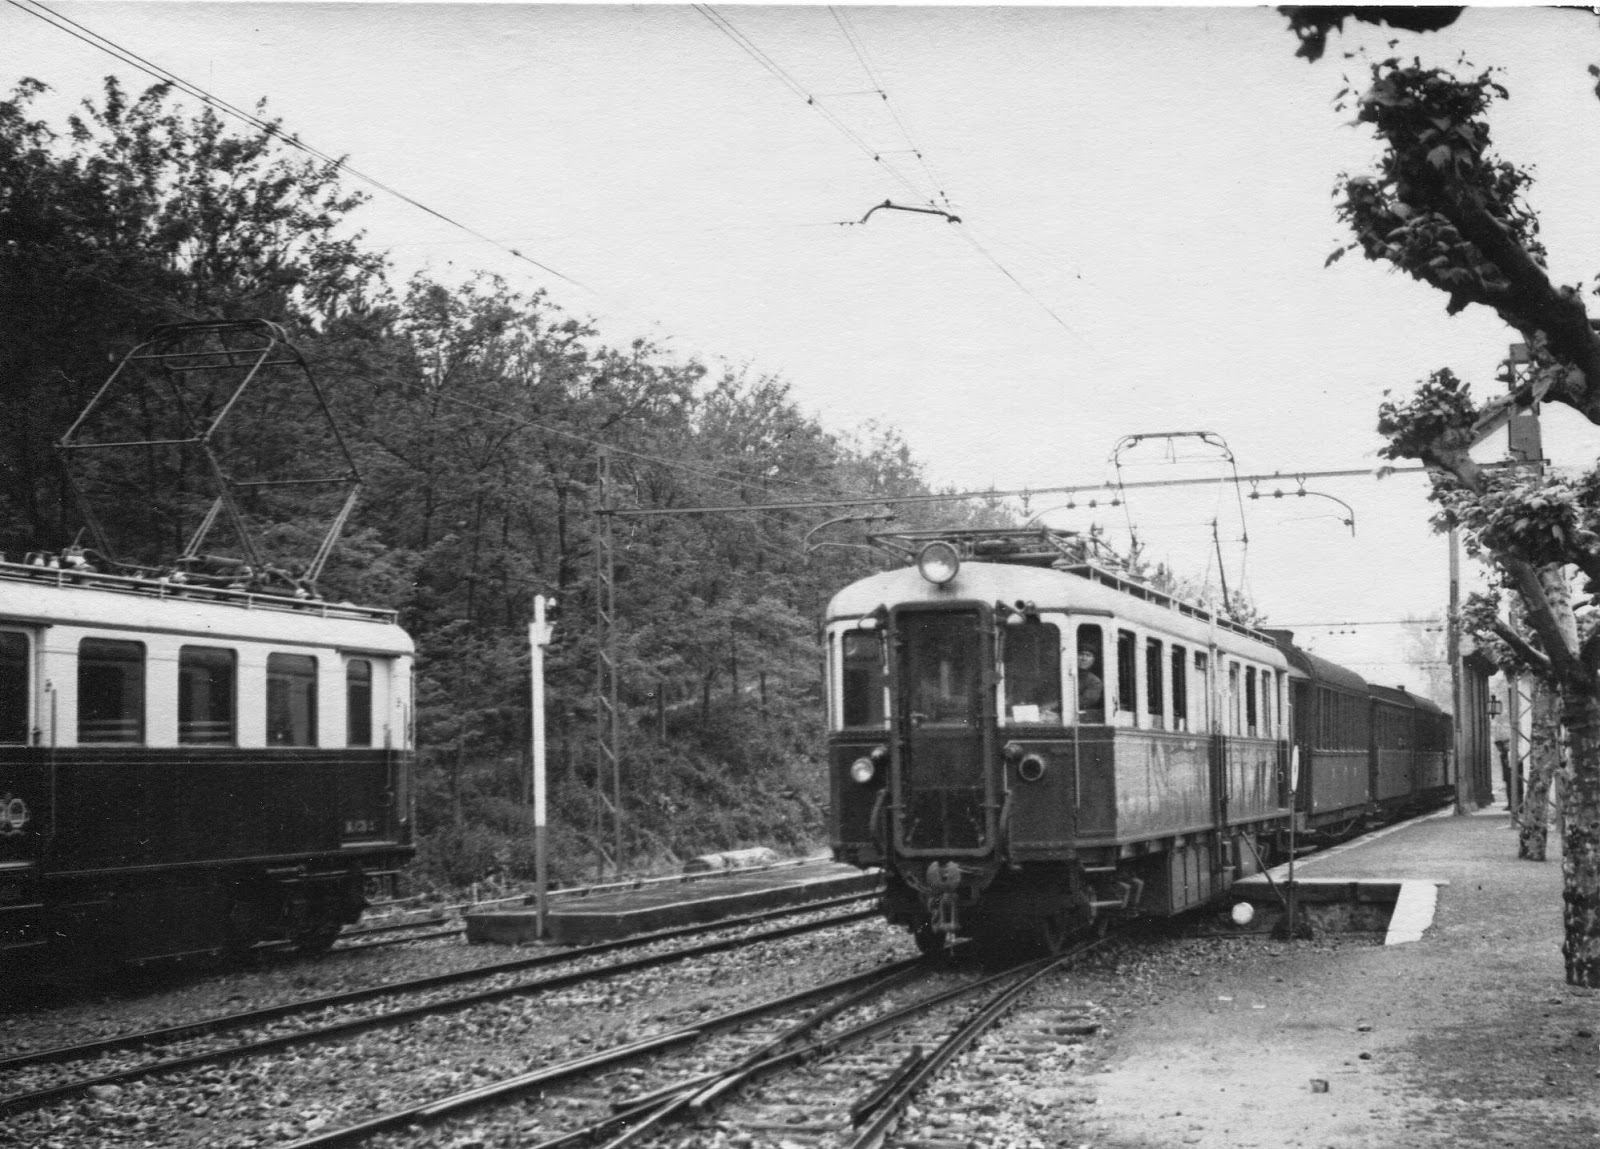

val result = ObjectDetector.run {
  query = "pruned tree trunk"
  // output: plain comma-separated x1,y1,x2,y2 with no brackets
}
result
1519,679,1560,861
1559,688,1600,986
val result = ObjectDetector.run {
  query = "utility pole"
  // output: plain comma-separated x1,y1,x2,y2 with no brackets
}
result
529,595,555,938
594,447,623,875
1450,525,1470,813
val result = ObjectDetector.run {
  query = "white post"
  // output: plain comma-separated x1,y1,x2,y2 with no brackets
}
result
530,596,555,939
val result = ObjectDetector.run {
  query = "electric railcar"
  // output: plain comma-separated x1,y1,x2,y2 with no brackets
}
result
823,529,1452,952
0,554,414,970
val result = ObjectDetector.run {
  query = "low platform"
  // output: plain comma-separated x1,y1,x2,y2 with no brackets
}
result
466,858,882,946
1229,807,1454,943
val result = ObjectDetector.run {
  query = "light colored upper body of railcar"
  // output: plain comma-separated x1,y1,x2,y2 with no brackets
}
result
823,562,1291,740
0,563,413,751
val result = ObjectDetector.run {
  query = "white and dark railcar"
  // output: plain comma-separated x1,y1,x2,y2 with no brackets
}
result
823,529,1452,951
0,557,414,969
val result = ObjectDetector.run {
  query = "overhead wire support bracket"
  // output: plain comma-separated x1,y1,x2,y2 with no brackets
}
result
857,199,962,225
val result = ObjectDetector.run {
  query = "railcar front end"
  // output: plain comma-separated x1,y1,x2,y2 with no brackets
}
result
825,535,1292,951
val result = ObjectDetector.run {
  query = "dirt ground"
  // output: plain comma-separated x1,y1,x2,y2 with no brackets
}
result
1082,811,1600,1149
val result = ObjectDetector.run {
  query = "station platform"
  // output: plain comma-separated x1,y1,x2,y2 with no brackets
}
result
1231,806,1457,943
1090,807,1597,1149
466,855,882,945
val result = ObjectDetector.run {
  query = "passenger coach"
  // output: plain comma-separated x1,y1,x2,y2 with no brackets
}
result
0,555,414,968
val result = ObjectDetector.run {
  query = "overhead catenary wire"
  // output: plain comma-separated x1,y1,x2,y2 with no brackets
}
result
9,0,590,295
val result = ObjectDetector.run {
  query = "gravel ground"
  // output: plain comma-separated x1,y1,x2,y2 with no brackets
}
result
9,816,1593,1149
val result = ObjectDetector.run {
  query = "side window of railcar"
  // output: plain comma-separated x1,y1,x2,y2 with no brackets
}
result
267,653,317,746
347,659,373,747
1075,625,1105,724
1170,645,1188,732
1193,652,1209,731
0,631,28,743
1145,638,1164,730
1116,629,1137,722
1003,621,1061,725
1245,666,1258,736
78,638,145,744
841,630,886,728
179,646,236,745
1227,661,1242,736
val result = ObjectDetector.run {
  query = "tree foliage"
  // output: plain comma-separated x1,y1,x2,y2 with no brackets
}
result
1310,43,1600,984
0,77,961,890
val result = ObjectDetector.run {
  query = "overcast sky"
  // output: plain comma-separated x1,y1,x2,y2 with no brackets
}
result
9,3,1600,700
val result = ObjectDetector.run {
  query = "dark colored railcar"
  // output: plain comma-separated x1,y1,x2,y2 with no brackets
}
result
825,529,1455,952
826,531,1293,951
0,558,415,969
1368,683,1453,816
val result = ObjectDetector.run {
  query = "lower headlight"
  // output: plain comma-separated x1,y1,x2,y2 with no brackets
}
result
850,756,877,784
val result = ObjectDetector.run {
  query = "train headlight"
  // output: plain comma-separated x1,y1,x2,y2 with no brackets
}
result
916,541,960,586
1018,753,1047,783
850,756,877,784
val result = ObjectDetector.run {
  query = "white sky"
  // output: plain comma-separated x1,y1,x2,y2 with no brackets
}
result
9,3,1600,701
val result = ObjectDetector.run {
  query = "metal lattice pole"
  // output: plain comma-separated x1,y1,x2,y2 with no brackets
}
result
594,448,623,875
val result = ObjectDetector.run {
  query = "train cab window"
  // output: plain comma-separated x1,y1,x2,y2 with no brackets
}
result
78,638,144,744
1170,645,1188,732
904,612,979,726
347,659,374,747
1003,621,1061,724
1116,630,1138,723
267,653,318,746
1262,671,1275,737
1075,625,1105,724
179,646,236,745
1145,638,1164,730
1245,666,1259,736
841,630,886,728
0,631,28,743
1193,652,1209,731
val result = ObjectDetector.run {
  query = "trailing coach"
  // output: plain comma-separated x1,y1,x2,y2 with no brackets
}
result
823,528,1453,952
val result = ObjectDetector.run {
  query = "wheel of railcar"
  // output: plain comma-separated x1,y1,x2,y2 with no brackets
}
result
292,923,342,956
1039,911,1073,956
913,922,947,958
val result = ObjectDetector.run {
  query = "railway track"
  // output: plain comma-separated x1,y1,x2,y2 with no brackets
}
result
0,896,878,1118
272,934,1113,1149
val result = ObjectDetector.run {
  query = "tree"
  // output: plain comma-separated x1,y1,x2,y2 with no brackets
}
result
1310,48,1600,984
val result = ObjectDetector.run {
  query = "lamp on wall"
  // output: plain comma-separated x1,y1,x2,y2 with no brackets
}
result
1487,695,1503,719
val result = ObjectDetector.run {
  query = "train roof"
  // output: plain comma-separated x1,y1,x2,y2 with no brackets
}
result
1369,683,1447,715
0,559,412,654
825,561,1289,664
1266,636,1369,695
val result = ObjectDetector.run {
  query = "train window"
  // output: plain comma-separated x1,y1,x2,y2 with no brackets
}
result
78,638,145,744
1003,622,1061,724
0,631,27,744
1145,638,1164,730
1116,630,1137,722
1263,671,1276,736
0,632,28,743
1227,662,1241,736
1193,652,1209,731
1076,624,1105,724
267,653,318,746
842,630,886,727
904,612,980,726
1245,666,1258,736
1170,645,1188,732
347,659,374,747
179,646,236,745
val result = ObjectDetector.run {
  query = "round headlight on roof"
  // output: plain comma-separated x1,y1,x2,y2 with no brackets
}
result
916,541,960,586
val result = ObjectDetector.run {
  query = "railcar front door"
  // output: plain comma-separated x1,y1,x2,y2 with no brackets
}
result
892,607,994,856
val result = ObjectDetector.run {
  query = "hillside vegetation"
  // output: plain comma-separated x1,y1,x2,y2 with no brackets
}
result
2,78,999,890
